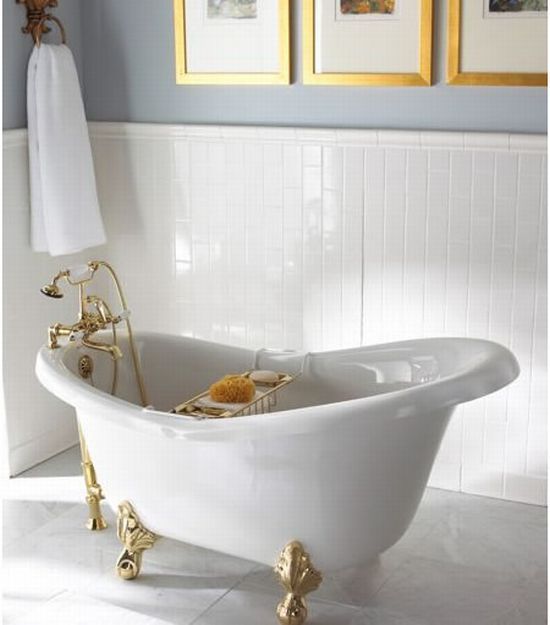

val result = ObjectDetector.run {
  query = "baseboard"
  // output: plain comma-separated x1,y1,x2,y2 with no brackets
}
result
430,463,546,506
9,426,79,477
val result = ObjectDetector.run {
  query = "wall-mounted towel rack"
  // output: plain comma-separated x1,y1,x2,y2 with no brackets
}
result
17,0,66,46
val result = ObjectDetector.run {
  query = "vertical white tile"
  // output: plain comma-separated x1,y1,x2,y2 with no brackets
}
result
303,145,322,168
322,146,343,191
462,402,486,468
488,245,514,345
450,152,473,199
244,143,266,348
342,147,364,347
403,150,428,339
322,187,343,349
173,140,189,180
283,144,302,189
445,243,469,335
423,161,450,336
208,142,226,184
263,143,283,207
264,146,285,348
495,153,519,199
428,149,450,172
302,161,323,350
383,153,406,341
363,148,385,345
283,228,304,350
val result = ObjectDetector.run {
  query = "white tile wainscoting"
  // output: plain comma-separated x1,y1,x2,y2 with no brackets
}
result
2,124,547,505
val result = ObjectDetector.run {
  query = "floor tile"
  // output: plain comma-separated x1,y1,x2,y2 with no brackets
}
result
91,564,236,625
191,580,367,625
17,445,82,478
365,555,526,625
2,489,546,625
3,505,119,623
10,591,172,625
2,500,77,547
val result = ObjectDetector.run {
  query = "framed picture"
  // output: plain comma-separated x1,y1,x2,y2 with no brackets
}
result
447,0,547,85
302,0,433,86
173,0,290,85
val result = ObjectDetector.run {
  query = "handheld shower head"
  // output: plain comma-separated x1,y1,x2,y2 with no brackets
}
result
41,283,64,298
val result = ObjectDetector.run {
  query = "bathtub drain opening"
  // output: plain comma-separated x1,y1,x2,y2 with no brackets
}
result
78,354,94,379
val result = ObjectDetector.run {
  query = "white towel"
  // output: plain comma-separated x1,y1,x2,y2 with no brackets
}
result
27,44,106,256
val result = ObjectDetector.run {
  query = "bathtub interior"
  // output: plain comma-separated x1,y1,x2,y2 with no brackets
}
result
59,332,462,415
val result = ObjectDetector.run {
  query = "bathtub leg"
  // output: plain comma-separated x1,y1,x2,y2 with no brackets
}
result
115,501,158,580
78,425,107,531
274,541,323,625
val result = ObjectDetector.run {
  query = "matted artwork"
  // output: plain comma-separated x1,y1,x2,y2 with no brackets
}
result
303,0,432,85
447,0,547,85
340,0,395,14
207,0,258,19
487,0,547,12
174,0,289,84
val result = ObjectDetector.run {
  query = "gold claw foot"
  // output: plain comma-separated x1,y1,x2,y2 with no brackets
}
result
116,501,158,580
274,541,323,625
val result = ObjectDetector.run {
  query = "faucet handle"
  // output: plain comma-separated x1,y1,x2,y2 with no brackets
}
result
69,329,85,346
67,264,94,284
114,309,131,323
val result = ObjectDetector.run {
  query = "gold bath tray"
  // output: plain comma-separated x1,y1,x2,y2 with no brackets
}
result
170,371,295,419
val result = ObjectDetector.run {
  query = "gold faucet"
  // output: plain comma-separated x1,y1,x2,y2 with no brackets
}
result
40,261,149,532
40,260,148,405
42,265,123,360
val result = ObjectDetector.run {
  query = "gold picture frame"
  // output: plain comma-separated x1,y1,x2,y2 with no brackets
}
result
302,0,433,86
447,0,547,86
174,0,290,85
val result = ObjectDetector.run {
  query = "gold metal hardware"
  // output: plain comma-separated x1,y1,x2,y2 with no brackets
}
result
42,261,149,529
78,355,94,379
170,371,296,419
41,260,148,407
78,423,107,531
116,501,158,580
16,0,67,46
274,541,323,625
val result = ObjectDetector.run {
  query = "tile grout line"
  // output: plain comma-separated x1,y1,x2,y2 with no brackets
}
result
187,574,248,625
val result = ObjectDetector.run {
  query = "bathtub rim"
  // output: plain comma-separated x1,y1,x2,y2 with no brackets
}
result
35,332,520,439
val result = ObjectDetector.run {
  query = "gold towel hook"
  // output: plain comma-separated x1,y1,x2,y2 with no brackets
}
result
16,0,67,46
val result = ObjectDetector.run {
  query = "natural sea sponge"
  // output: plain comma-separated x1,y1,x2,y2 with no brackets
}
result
209,375,256,403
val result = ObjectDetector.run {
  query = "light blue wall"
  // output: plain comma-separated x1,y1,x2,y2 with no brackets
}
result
81,0,547,133
3,1,547,133
3,0,85,129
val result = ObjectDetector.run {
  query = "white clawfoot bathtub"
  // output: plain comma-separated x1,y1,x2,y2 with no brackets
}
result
36,333,518,573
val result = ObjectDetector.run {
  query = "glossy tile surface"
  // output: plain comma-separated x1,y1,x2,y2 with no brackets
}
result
3,488,546,625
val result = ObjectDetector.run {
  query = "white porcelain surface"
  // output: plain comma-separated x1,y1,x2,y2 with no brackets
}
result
36,331,518,570
3,488,545,625
3,124,547,506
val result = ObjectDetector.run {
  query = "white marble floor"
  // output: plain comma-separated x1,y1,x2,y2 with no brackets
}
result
2,462,547,625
